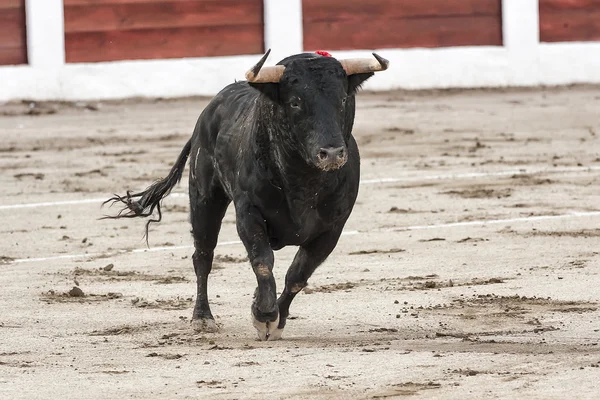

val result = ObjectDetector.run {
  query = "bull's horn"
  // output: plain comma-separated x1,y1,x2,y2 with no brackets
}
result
245,49,286,83
339,52,390,75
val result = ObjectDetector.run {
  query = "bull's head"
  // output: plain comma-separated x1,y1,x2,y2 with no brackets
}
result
246,49,389,172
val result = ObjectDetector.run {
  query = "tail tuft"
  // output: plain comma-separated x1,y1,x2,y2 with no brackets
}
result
101,139,192,244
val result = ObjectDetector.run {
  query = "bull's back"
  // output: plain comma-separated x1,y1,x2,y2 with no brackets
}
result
192,82,258,151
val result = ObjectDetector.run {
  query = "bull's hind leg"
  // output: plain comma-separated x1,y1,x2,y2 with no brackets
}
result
189,184,230,333
271,228,343,340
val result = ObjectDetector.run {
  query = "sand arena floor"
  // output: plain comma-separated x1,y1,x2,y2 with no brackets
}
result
1,86,599,399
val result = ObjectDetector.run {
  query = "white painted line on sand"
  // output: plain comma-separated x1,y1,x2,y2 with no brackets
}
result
381,211,600,232
0,192,189,211
9,211,600,265
0,198,107,210
361,165,600,184
1,165,599,211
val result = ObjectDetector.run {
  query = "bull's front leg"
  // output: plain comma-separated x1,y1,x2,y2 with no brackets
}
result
270,228,343,340
235,201,278,341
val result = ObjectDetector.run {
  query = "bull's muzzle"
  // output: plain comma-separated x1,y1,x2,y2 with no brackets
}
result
316,146,347,171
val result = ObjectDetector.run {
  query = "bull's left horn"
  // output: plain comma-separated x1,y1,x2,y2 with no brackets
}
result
245,49,286,83
339,53,390,75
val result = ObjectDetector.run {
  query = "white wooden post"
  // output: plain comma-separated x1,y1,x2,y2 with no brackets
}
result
263,0,304,62
502,0,540,84
25,0,65,67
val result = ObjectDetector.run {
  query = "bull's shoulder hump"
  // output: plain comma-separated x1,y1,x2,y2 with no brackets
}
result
214,82,257,105
197,82,256,125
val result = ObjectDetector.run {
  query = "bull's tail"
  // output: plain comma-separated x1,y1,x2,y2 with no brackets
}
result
102,139,192,243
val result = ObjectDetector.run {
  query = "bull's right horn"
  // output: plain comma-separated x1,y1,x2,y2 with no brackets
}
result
245,49,286,83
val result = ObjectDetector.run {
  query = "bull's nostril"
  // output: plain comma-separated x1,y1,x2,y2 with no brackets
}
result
318,150,329,161
337,149,346,160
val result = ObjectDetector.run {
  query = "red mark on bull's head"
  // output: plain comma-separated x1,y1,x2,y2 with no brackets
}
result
315,50,332,57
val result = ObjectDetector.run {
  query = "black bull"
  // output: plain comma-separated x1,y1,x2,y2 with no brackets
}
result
104,50,389,340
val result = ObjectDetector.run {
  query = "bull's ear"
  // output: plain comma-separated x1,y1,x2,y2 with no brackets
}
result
348,72,374,96
248,82,279,103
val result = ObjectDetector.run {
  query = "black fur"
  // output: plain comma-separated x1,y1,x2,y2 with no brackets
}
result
104,53,376,340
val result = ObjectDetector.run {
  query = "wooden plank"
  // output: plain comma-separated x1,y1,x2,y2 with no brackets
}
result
540,9,600,42
540,0,600,11
64,0,235,5
0,0,25,65
0,46,27,65
64,1,262,33
303,0,501,22
65,25,264,63
0,7,26,48
303,15,502,51
0,0,24,10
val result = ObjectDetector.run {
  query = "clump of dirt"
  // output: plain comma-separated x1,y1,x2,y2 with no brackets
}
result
304,282,356,294
67,266,188,283
214,254,248,263
524,229,600,238
131,296,193,310
461,294,596,309
40,288,122,303
442,188,513,199
146,352,185,360
424,293,597,340
14,173,45,180
98,150,146,157
385,127,415,134
375,382,441,397
73,266,136,277
68,287,85,297
0,360,38,368
157,133,188,142
101,370,131,375
235,361,259,367
196,380,225,388
404,274,440,280
140,329,217,347
511,174,555,186
456,237,489,243
349,248,405,255
380,275,506,291
368,327,399,333
452,368,485,376
0,101,59,116
154,276,188,284
0,256,15,264
89,323,164,336
387,206,422,214
431,294,597,330
74,169,107,177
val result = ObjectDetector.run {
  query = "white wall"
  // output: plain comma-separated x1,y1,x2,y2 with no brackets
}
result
1,0,600,101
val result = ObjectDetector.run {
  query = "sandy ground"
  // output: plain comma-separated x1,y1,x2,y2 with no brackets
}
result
1,86,599,399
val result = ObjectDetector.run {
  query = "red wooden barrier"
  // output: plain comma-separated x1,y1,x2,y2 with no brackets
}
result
0,0,27,65
302,0,503,51
540,0,600,42
63,0,264,63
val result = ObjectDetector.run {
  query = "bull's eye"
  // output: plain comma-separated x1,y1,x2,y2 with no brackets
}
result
341,97,347,107
289,100,301,110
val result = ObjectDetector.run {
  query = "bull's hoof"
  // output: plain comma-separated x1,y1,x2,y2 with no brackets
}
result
252,314,282,341
191,318,218,333
266,326,283,341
